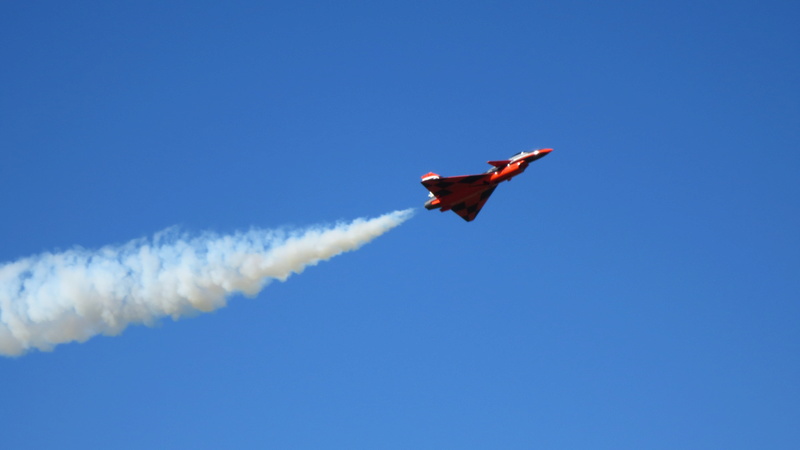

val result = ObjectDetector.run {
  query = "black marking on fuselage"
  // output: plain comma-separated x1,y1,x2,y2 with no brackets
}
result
459,175,484,184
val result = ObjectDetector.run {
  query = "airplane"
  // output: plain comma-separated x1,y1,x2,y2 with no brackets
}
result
421,148,553,222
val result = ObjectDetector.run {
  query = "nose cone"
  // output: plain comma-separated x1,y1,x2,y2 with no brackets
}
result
527,148,552,162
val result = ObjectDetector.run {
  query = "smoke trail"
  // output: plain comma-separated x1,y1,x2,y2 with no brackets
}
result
0,209,414,356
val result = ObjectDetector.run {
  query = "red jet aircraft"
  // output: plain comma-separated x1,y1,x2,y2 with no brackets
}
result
421,148,553,221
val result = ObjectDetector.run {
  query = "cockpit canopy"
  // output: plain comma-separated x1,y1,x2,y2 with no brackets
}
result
509,151,529,161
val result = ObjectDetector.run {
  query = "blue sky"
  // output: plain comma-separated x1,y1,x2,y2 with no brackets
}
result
1,1,798,448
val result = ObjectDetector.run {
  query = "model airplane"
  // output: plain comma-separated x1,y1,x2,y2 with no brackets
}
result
421,148,553,221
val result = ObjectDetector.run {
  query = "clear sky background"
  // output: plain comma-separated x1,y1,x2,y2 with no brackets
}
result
1,1,798,448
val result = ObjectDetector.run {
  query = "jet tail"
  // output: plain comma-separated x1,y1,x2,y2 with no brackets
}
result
421,172,442,209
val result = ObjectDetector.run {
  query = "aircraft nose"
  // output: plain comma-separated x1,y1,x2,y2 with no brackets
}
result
538,148,553,155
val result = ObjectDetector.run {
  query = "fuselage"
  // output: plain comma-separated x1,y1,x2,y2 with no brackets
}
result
486,148,552,184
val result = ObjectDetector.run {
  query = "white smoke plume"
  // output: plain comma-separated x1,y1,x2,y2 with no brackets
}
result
0,209,414,356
